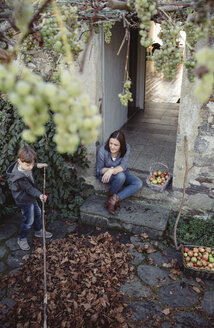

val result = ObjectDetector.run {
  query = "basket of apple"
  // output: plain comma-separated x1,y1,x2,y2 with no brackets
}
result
146,162,172,192
182,245,214,279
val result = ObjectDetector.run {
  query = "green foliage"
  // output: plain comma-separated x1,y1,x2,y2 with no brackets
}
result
0,96,90,220
168,214,214,247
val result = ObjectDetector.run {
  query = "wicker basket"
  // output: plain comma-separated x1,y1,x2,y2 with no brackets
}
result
182,245,214,280
146,162,172,192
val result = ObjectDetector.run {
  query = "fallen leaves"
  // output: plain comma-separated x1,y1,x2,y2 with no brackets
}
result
0,232,133,328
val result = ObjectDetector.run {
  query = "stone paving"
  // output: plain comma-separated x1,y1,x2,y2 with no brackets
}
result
0,214,214,327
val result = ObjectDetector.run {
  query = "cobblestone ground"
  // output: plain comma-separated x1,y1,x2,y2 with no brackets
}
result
0,214,214,327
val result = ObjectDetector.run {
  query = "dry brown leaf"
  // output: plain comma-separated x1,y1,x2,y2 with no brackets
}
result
146,246,156,254
136,245,143,253
162,262,172,268
162,308,170,315
168,273,177,281
191,286,201,294
140,233,149,239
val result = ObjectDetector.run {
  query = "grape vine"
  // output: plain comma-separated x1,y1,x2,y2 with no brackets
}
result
40,4,83,59
0,62,101,153
134,0,157,48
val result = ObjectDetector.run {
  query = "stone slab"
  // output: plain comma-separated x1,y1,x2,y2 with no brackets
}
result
121,277,151,300
0,262,6,273
6,250,29,269
173,311,213,328
130,248,145,265
0,246,7,259
128,301,163,324
158,283,199,307
5,237,20,251
201,290,214,316
137,265,171,286
80,195,170,234
0,224,17,241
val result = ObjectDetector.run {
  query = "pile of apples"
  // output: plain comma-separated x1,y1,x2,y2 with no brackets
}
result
149,170,169,186
183,246,214,271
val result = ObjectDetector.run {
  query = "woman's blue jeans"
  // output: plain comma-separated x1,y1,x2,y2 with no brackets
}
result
99,169,142,200
17,201,42,239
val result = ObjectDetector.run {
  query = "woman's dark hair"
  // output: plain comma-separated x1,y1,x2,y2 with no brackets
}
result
105,130,127,158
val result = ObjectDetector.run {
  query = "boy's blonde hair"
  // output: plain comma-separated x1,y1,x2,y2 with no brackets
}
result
18,146,37,164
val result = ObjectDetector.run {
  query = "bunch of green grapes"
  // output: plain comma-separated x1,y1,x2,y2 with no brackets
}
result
22,35,37,62
127,0,135,10
49,67,101,153
0,62,101,153
134,0,157,47
118,77,133,107
184,13,210,82
153,20,183,79
0,62,50,142
41,4,82,58
194,47,214,103
103,22,115,44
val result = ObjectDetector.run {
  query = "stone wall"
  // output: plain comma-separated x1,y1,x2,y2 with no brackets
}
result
173,41,214,212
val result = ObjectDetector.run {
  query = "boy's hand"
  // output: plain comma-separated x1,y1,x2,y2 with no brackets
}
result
37,163,48,169
40,194,47,202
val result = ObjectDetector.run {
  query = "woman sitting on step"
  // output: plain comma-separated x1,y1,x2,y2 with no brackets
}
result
96,130,142,215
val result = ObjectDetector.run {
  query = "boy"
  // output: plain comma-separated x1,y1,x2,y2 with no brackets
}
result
7,146,52,251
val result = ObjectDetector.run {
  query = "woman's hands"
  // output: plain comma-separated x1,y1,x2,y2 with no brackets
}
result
101,166,123,183
102,168,114,183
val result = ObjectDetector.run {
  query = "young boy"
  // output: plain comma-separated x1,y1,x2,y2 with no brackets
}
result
7,146,52,251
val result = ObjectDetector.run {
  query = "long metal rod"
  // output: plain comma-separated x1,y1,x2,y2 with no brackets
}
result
42,167,48,328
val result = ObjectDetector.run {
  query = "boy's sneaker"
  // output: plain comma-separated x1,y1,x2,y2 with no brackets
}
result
34,229,53,238
17,238,30,251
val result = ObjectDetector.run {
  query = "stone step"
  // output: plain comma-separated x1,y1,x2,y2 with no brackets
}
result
80,195,171,239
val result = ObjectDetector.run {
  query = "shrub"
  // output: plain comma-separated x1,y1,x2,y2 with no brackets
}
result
0,96,90,220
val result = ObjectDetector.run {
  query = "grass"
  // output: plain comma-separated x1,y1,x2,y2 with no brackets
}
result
168,213,214,247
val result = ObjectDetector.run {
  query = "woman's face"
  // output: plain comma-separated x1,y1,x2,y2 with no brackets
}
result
109,138,120,156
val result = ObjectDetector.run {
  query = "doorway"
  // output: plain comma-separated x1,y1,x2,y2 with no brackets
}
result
123,24,183,179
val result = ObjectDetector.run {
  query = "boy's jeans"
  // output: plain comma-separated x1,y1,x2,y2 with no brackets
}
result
18,201,42,239
99,169,142,200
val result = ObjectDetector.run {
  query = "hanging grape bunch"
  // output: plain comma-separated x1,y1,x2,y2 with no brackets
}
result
118,77,133,107
49,67,101,153
134,0,157,48
0,62,101,153
40,4,82,58
0,62,50,142
103,22,115,44
22,35,37,63
153,20,183,79
183,6,210,82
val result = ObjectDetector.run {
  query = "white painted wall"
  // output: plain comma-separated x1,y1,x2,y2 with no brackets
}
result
136,35,146,110
102,22,128,142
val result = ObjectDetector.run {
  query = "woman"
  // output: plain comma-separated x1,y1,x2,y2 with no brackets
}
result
96,130,142,215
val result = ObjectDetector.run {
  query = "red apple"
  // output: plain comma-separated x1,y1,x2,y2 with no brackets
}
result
202,254,208,261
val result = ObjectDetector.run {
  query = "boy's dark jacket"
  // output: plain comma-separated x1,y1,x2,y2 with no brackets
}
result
6,161,42,205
